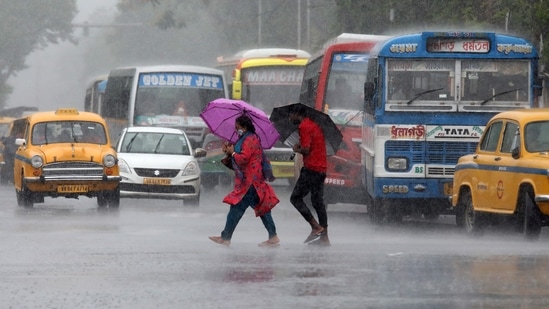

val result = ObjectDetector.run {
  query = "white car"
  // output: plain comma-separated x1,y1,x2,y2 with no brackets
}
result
116,126,206,206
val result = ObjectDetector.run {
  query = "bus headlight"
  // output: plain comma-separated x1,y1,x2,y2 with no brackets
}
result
103,154,117,168
31,155,43,168
387,157,408,171
182,161,199,176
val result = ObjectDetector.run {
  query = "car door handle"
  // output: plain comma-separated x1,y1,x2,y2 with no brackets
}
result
494,157,501,161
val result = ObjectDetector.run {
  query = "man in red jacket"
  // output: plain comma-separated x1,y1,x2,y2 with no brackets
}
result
289,104,330,246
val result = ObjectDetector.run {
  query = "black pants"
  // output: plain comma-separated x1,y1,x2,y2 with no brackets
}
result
290,167,327,228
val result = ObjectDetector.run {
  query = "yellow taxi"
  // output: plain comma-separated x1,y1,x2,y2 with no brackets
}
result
13,108,121,208
452,108,549,239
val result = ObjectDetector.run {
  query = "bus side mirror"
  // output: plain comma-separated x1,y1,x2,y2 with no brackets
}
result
364,82,375,100
535,77,543,97
232,81,242,99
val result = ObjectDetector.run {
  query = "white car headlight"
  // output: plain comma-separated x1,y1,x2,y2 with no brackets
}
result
103,154,117,168
31,155,43,168
387,157,407,171
118,158,131,174
182,161,199,176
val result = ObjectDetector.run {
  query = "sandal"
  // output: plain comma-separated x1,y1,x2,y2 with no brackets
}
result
303,227,324,243
209,236,230,246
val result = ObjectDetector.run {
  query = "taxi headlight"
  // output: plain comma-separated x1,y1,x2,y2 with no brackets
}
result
103,154,117,168
182,161,199,176
387,157,407,171
118,158,131,174
31,155,43,168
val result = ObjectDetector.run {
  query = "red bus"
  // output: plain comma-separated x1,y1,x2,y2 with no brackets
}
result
299,33,390,205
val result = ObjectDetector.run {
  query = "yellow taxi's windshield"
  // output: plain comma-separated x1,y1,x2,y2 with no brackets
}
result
31,121,107,145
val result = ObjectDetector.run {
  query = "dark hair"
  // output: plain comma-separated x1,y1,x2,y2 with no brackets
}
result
236,114,256,133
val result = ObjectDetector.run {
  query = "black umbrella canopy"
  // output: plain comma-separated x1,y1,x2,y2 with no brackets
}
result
270,102,343,152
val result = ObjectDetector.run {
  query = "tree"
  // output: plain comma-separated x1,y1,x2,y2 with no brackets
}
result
0,0,77,108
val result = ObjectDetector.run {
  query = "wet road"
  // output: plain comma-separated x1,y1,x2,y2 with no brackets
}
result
1,181,549,308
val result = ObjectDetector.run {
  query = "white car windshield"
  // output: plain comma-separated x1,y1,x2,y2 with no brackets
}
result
121,132,190,155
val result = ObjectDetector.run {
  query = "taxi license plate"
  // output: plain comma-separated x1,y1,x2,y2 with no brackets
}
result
143,178,171,185
443,182,453,196
57,185,88,193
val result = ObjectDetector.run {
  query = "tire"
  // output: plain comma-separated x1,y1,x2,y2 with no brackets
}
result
107,188,120,208
461,189,484,236
201,175,218,190
186,194,200,207
97,192,108,208
386,201,402,224
422,206,440,221
368,198,384,224
523,188,542,240
16,182,34,208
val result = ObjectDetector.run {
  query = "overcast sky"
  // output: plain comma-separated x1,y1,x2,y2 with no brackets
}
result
6,0,118,111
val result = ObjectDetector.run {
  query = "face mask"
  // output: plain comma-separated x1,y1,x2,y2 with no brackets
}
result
237,129,244,136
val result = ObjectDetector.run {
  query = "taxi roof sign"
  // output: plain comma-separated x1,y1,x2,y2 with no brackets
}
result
55,108,79,115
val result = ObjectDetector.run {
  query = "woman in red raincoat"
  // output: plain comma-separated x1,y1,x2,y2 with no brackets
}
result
209,114,280,247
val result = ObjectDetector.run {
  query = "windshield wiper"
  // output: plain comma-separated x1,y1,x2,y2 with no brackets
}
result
479,88,520,105
125,133,140,152
153,134,165,154
406,88,444,105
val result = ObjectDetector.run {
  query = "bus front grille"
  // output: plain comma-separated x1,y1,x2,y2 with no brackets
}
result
385,140,477,177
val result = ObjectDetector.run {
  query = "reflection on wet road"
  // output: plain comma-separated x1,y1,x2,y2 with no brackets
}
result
1,184,549,308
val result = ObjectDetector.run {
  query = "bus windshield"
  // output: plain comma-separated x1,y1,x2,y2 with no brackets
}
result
324,53,369,111
386,59,530,111
133,72,225,126
241,66,304,110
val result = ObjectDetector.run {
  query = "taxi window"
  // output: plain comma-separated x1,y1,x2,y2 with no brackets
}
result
479,121,503,152
526,121,549,152
32,121,107,145
500,122,518,153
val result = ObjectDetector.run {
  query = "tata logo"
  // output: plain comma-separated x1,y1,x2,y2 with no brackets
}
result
427,125,483,138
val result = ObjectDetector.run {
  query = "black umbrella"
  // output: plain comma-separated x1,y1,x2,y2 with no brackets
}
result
269,102,343,153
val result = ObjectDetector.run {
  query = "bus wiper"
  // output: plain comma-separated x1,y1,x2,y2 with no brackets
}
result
153,134,165,154
479,88,520,105
125,133,140,152
406,88,444,105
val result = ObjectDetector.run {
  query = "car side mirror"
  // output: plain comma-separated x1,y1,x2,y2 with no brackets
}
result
194,147,207,158
511,147,520,159
15,138,26,146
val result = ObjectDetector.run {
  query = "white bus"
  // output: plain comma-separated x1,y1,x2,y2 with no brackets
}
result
84,74,108,115
100,65,228,146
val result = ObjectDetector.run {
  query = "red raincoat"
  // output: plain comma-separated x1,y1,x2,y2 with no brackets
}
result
222,134,279,216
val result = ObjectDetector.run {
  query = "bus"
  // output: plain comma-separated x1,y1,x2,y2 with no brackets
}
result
84,75,108,114
299,33,390,205
361,31,542,223
100,65,228,146
216,48,311,184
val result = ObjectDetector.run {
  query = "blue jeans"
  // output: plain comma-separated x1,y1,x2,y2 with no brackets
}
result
221,186,277,241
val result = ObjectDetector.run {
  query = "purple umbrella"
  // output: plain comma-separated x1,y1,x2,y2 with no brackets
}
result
200,98,280,149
